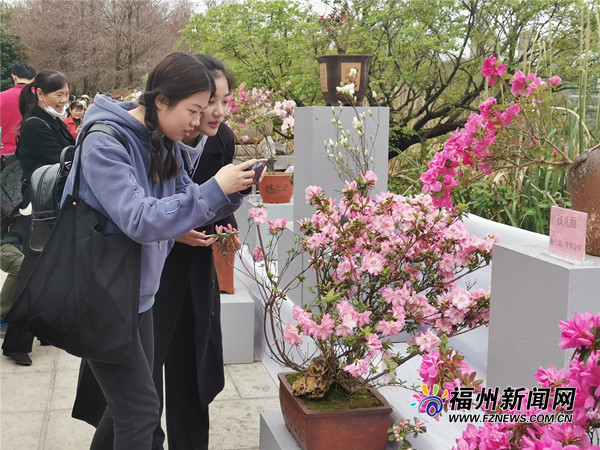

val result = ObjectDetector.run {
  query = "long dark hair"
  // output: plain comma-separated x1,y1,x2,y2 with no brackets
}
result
138,52,214,183
19,71,69,124
193,54,234,91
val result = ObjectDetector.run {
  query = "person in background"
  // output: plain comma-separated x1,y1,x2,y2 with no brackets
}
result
77,94,90,111
151,54,245,450
66,52,258,449
0,63,36,155
64,101,85,138
0,63,35,339
2,70,75,366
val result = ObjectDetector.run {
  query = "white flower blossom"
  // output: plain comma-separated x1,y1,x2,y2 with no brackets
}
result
336,83,355,96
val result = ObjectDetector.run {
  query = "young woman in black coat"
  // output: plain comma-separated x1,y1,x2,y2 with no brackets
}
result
2,71,75,366
150,55,248,450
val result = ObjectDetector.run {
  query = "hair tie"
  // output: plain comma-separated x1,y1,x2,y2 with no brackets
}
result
31,86,35,94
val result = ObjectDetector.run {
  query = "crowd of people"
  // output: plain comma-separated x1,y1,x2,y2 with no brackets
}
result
0,53,264,449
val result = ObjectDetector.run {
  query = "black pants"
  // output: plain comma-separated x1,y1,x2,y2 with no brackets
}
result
153,285,210,450
1,323,34,354
88,309,160,450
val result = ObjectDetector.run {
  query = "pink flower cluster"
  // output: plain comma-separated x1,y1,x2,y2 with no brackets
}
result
421,55,563,208
253,170,495,383
274,99,296,134
453,312,600,449
227,83,295,140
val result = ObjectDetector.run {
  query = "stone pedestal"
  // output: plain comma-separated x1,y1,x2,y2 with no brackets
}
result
487,241,600,389
220,274,255,364
293,106,389,222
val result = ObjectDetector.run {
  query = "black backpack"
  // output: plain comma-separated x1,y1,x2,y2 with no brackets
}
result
0,152,24,222
0,117,52,223
29,121,129,252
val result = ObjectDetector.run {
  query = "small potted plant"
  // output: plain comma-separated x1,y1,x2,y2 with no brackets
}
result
226,83,296,203
238,170,497,449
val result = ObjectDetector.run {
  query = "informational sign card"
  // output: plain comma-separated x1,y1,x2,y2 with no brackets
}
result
549,206,587,260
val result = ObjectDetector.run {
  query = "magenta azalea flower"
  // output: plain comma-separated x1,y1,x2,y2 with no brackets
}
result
558,312,597,350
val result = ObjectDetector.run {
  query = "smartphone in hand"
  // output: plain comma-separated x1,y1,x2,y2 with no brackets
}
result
250,161,266,184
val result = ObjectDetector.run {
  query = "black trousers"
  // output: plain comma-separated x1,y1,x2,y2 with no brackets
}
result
152,285,210,450
88,309,160,450
1,323,34,354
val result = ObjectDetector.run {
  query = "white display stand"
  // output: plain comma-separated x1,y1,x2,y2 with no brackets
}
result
220,273,255,364
487,241,600,389
293,106,389,222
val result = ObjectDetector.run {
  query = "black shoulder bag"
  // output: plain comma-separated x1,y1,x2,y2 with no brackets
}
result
5,123,141,364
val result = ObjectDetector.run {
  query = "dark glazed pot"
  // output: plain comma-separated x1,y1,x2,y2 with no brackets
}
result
569,143,600,256
316,54,372,106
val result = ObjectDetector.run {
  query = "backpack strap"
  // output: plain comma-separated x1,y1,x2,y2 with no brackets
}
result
72,122,130,198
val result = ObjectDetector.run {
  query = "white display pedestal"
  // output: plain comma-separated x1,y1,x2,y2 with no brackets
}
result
487,241,600,390
293,106,389,222
220,274,255,364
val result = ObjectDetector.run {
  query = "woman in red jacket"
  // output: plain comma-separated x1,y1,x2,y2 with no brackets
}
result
63,101,84,138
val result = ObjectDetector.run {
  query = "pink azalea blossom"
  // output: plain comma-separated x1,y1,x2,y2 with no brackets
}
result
248,207,268,225
251,246,264,262
268,217,287,232
534,365,568,387
481,55,506,86
305,185,323,202
366,333,383,356
558,312,597,350
314,313,335,340
410,329,441,353
283,322,302,345
343,357,370,377
548,76,562,86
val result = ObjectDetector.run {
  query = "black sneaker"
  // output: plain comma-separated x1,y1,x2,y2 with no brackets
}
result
3,352,32,366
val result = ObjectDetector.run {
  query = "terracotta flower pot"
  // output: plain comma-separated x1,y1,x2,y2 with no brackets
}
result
569,143,600,256
213,249,235,294
278,373,392,450
259,172,293,204
316,54,372,106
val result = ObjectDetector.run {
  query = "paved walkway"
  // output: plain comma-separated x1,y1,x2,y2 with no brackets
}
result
0,341,279,450
0,264,283,450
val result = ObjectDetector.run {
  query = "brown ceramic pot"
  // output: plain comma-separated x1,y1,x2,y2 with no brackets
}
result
569,143,600,256
278,373,392,450
259,172,293,204
213,248,235,294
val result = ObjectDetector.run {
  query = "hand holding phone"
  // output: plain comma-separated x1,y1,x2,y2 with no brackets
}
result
250,161,266,184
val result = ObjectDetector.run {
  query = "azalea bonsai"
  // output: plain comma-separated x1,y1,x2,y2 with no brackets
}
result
226,82,295,164
239,170,496,403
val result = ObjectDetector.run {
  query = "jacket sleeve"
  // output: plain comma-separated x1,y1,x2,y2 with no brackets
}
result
80,132,231,243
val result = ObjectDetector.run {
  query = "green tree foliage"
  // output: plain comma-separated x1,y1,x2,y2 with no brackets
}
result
181,0,324,105
183,0,599,159
0,5,30,91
